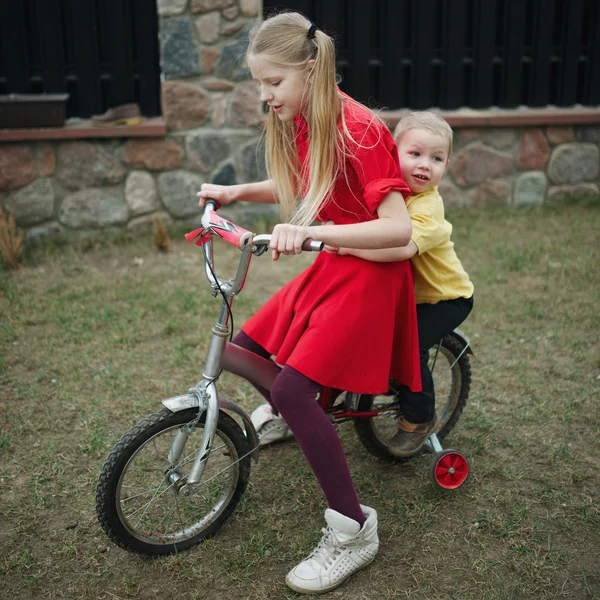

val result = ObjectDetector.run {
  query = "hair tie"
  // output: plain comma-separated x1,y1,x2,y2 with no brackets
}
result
307,23,318,39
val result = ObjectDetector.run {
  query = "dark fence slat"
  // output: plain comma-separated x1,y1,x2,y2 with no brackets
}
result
347,0,373,104
36,0,66,93
503,0,527,107
69,0,101,117
380,0,406,108
530,0,555,107
0,0,29,92
413,0,437,109
560,0,585,106
99,0,134,107
473,0,498,107
588,0,600,105
132,0,161,116
443,0,468,109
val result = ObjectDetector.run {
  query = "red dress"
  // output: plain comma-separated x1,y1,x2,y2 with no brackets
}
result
243,99,421,394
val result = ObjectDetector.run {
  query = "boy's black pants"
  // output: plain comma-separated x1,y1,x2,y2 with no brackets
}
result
397,296,474,423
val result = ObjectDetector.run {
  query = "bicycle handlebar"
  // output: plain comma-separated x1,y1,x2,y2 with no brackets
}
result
198,199,323,297
201,200,324,253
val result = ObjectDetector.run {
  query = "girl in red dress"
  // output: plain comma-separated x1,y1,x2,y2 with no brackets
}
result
197,11,420,595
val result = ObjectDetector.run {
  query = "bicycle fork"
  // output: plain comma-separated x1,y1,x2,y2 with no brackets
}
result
165,298,232,496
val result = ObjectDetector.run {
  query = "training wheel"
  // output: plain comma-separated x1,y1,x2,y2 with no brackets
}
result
430,449,469,490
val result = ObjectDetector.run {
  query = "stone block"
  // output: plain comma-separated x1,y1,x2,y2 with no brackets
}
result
191,0,234,13
575,126,600,143
202,47,219,73
186,131,232,172
468,179,512,206
546,127,574,145
7,178,55,226
480,128,516,150
211,93,227,129
57,142,126,190
235,138,267,183
59,188,129,229
0,146,36,191
195,12,220,43
123,139,184,171
161,82,210,130
212,162,236,186
514,171,547,206
37,144,56,176
438,179,465,208
230,80,262,127
125,171,159,216
160,17,201,79
214,30,251,81
548,143,599,184
157,170,205,218
518,129,549,170
239,0,260,17
157,0,188,16
547,182,599,202
450,142,514,187
222,5,239,20
25,221,64,242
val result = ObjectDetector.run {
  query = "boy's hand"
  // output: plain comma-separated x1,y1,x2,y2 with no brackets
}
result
197,183,236,206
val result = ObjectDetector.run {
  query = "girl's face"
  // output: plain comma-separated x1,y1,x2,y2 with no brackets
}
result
397,128,450,194
248,54,311,123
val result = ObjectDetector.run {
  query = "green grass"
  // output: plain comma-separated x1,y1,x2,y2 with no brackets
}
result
1,199,599,599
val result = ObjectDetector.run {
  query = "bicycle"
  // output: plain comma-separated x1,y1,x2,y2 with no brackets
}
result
95,200,472,557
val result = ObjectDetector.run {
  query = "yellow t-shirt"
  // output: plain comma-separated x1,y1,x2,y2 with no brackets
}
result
408,187,474,304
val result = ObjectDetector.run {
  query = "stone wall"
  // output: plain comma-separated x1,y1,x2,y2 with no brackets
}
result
433,124,600,208
0,0,599,241
0,0,268,240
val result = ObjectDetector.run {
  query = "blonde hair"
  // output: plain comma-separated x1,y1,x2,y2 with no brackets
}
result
394,112,453,156
248,12,373,226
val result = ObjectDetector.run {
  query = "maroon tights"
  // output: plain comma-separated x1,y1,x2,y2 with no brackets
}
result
233,330,365,525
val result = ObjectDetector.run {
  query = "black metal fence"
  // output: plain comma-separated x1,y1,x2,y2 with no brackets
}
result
1,1,597,121
264,0,600,110
0,0,161,119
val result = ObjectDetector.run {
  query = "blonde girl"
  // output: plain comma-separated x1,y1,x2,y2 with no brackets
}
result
197,11,421,595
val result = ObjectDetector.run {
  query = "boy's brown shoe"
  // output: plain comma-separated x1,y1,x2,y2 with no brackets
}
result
387,414,437,458
90,103,141,127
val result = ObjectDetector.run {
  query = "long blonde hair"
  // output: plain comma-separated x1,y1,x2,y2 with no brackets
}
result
248,12,347,226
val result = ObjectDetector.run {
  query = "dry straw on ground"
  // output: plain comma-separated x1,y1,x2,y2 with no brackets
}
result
0,205,24,269
152,215,171,253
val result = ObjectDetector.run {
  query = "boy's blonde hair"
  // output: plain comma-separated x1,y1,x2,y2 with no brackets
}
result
248,12,377,226
394,112,453,156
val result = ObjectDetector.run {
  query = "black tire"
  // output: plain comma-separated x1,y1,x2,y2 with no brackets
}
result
96,407,251,556
354,333,472,462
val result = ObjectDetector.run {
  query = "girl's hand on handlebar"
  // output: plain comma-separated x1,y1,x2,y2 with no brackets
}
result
197,183,237,206
270,223,312,261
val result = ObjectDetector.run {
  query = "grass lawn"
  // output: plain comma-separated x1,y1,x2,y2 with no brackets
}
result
1,198,599,600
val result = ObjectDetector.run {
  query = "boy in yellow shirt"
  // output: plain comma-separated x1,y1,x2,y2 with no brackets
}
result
252,112,474,457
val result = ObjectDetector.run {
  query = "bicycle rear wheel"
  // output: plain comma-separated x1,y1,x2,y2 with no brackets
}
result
354,333,471,461
96,407,251,556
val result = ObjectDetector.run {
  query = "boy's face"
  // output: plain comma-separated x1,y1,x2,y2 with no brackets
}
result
396,128,450,194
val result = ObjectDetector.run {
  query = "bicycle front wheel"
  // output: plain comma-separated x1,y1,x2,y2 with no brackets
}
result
96,407,251,556
354,333,472,461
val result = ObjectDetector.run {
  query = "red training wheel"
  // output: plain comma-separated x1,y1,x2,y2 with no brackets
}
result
431,449,469,490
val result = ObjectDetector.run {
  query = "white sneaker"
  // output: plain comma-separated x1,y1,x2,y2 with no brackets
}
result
285,505,379,594
250,403,294,447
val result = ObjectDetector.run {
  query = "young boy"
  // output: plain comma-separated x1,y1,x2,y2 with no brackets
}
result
252,111,474,457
